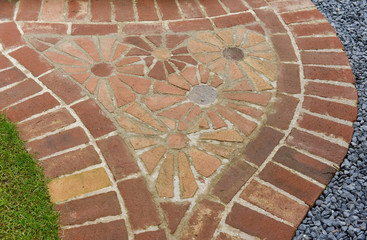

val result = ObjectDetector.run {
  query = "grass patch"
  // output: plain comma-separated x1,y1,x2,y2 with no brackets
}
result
0,114,59,239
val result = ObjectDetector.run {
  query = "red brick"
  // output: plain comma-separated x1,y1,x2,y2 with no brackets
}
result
97,135,139,180
0,67,27,88
259,162,323,205
303,96,357,122
68,0,89,20
26,127,89,159
135,230,167,240
0,79,42,109
213,12,256,28
91,0,111,22
290,22,335,37
0,55,12,69
39,70,85,104
62,220,128,240
178,0,205,18
40,0,64,21
244,127,284,166
287,129,348,165
273,146,337,185
246,0,268,8
254,8,286,33
296,36,343,50
304,66,354,83
136,0,159,21
71,24,118,35
21,23,68,34
156,0,181,20
212,161,256,203
215,233,243,240
241,180,309,226
301,51,350,66
18,108,75,141
305,81,357,101
16,0,41,21
72,99,116,138
181,199,225,240
281,8,325,24
267,94,299,130
271,34,297,62
4,93,59,122
118,178,161,230
198,0,226,16
278,63,301,94
298,113,353,142
113,0,135,21
0,0,16,20
226,203,296,239
270,0,314,13
161,202,190,234
56,192,121,226
169,19,213,32
221,0,248,12
9,46,53,77
0,22,25,49
41,146,101,178
123,23,164,34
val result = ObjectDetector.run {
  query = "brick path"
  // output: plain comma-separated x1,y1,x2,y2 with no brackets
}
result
0,0,358,239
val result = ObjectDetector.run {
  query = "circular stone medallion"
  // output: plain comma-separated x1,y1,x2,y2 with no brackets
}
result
188,85,217,105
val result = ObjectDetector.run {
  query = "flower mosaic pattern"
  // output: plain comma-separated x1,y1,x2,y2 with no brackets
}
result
28,28,277,200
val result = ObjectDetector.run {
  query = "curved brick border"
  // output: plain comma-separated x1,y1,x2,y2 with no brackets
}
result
0,0,357,239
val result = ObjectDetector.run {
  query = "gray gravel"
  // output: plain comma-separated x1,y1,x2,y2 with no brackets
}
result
294,0,367,239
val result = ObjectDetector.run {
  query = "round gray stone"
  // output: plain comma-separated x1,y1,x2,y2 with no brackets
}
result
188,85,217,105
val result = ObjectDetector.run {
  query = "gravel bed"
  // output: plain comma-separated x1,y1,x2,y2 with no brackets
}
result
294,0,367,239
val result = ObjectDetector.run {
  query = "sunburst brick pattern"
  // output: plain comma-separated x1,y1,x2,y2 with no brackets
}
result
0,0,358,239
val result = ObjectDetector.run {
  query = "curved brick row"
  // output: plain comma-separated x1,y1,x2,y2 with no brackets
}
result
0,0,357,239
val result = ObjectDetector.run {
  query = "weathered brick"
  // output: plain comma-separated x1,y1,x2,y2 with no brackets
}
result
278,63,301,94
21,23,68,34
296,36,343,50
123,23,164,34
212,161,257,203
305,81,357,101
301,51,350,66
72,99,116,138
91,0,111,22
18,108,75,141
198,0,226,16
136,0,159,21
267,94,299,130
246,0,268,8
178,0,204,18
113,0,135,21
16,0,41,21
221,0,248,12
118,178,161,230
0,55,12,69
181,199,225,240
0,79,42,109
62,220,128,240
298,113,353,142
213,12,256,28
0,22,25,49
254,8,286,33
156,0,180,20
39,70,85,104
56,191,121,226
281,8,324,24
270,0,314,13
169,19,213,32
0,0,16,20
71,24,118,35
271,34,297,62
97,135,139,180
273,146,337,185
241,180,309,226
244,127,284,166
9,46,53,77
161,202,190,234
4,93,59,122
287,129,349,165
68,0,89,20
303,66,355,83
226,203,296,239
41,145,101,179
40,0,65,21
135,230,167,240
26,127,89,159
259,162,323,205
290,22,335,37
0,67,27,88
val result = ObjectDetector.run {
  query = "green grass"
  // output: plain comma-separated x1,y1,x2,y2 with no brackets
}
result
0,114,59,239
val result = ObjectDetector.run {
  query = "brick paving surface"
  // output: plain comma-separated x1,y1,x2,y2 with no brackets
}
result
0,0,358,239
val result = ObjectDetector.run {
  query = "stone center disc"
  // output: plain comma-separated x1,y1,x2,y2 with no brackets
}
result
188,85,217,105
